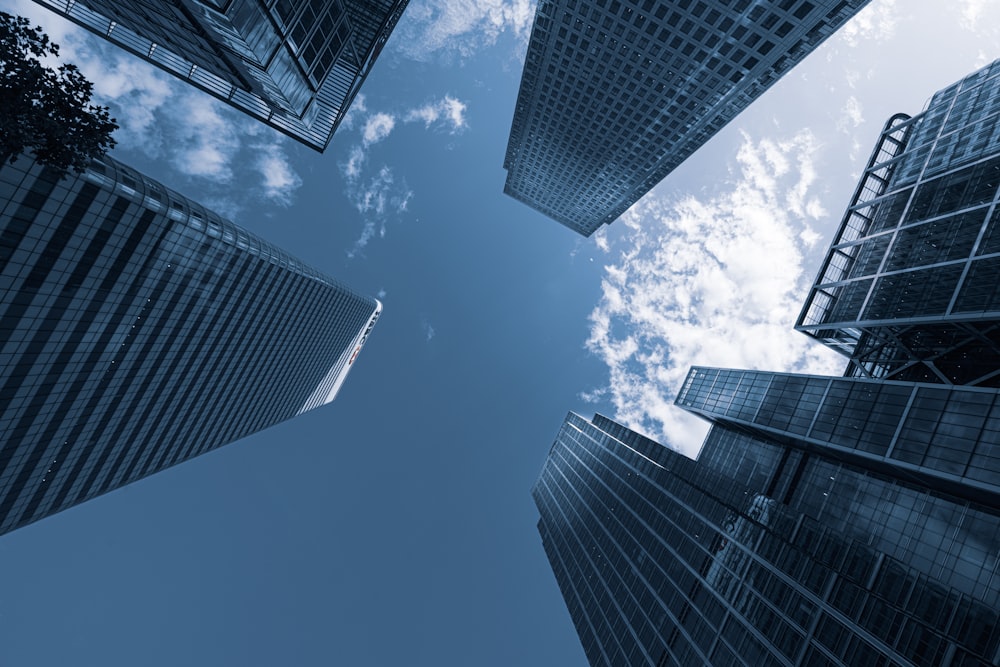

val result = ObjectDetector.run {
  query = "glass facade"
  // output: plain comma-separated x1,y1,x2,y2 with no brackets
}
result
676,368,1000,607
534,413,1000,667
798,60,1000,384
0,154,381,535
504,0,869,236
28,0,409,150
535,63,1000,666
676,368,1000,504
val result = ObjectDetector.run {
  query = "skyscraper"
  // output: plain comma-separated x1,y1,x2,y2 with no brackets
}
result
504,0,870,235
28,0,409,150
534,63,1000,665
796,59,1000,386
535,411,1000,667
0,154,381,535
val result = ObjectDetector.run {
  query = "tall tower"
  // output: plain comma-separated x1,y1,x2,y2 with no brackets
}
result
797,59,1000,386
534,62,1000,666
535,412,1000,667
28,0,409,150
0,154,381,535
504,0,869,235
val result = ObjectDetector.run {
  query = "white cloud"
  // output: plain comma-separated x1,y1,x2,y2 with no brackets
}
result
363,113,397,145
346,167,413,259
593,229,611,253
169,95,240,182
376,288,387,300
348,220,378,260
959,0,989,31
837,96,864,133
352,167,409,217
421,319,436,341
254,144,303,206
956,0,1000,45
340,95,467,256
405,96,468,131
837,0,898,47
586,131,845,458
83,56,173,153
339,93,367,131
344,146,366,180
393,0,533,62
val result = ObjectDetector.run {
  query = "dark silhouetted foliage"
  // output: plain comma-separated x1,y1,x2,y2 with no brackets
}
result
0,11,118,173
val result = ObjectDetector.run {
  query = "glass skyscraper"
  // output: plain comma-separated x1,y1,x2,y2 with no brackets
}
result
535,412,999,667
504,0,870,236
0,154,381,535
534,63,1000,665
797,59,1000,387
28,0,409,150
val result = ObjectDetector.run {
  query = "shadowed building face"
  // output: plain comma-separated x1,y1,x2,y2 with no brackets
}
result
534,412,1000,667
28,0,409,149
0,154,380,535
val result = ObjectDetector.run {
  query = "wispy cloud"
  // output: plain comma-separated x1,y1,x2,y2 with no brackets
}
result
79,52,173,153
345,167,413,259
421,318,436,342
355,167,412,217
339,94,368,131
363,113,397,145
592,229,611,254
973,50,993,70
344,146,366,180
9,0,303,209
392,0,533,63
959,0,990,31
342,112,396,182
254,143,303,206
837,0,898,47
837,95,864,133
340,96,468,257
957,0,1000,45
349,220,378,259
585,131,845,457
169,95,241,182
405,96,468,131
843,69,862,90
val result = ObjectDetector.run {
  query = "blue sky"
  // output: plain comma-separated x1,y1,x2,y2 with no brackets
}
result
0,1,998,665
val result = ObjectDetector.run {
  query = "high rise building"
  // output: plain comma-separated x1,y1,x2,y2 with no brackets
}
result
504,0,870,236
29,0,409,150
796,59,1000,386
534,63,1000,665
535,411,1000,667
0,154,381,535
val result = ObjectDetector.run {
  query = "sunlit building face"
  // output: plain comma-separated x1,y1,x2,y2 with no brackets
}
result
0,154,381,535
504,0,871,235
